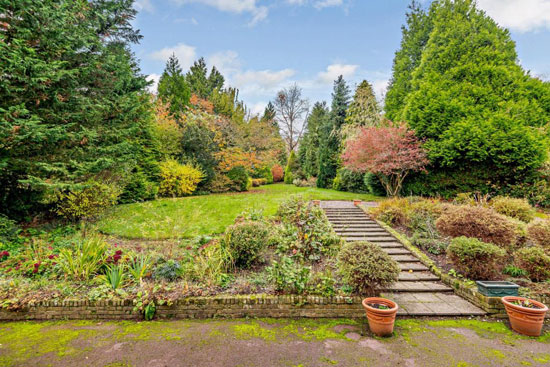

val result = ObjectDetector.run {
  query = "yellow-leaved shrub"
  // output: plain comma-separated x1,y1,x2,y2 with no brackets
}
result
55,180,120,221
158,160,204,197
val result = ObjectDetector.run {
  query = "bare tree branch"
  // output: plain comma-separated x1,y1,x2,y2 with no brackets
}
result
272,84,309,152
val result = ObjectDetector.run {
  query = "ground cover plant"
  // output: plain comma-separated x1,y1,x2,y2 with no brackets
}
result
371,195,550,299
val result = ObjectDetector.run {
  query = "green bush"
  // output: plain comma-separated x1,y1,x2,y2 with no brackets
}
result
490,196,535,223
337,241,400,296
332,168,367,193
153,259,183,281
514,247,550,282
446,237,506,280
55,180,120,221
436,205,518,249
252,166,274,184
527,219,550,253
284,151,299,184
0,215,20,244
267,256,311,294
371,198,411,227
119,171,158,204
227,166,250,192
364,172,386,196
223,221,269,269
158,160,204,197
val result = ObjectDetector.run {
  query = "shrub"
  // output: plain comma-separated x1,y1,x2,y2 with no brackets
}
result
370,197,411,227
446,237,506,280
158,160,204,197
514,247,550,282
251,178,267,187
227,166,250,192
252,166,274,184
55,180,120,221
337,241,400,296
435,205,518,248
58,236,108,280
271,164,284,182
267,256,311,294
364,172,386,197
293,177,316,187
284,151,299,184
527,219,550,253
490,196,535,223
208,173,234,193
153,259,183,281
223,221,269,269
332,168,367,193
119,171,158,204
0,215,20,244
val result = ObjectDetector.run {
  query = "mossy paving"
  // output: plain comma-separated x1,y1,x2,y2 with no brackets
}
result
0,318,548,366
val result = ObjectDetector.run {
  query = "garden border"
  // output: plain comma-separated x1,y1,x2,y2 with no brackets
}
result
375,219,550,318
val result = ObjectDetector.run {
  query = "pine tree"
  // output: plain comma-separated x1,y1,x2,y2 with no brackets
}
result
207,66,225,93
403,0,550,189
187,57,209,98
317,76,350,188
345,80,380,127
0,0,157,218
158,53,191,115
384,0,433,121
262,102,277,128
299,102,328,177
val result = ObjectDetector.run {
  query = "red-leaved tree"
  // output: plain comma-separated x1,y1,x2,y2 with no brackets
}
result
342,123,428,196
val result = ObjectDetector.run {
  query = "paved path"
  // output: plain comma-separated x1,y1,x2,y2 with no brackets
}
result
321,201,485,316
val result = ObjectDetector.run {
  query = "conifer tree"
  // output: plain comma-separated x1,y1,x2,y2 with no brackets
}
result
158,54,191,114
298,102,328,177
346,80,380,128
186,57,209,98
207,66,225,93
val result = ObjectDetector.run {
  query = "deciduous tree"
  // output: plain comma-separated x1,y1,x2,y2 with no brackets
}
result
272,85,310,152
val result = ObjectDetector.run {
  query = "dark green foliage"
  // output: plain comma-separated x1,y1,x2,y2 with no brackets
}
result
0,215,20,244
364,172,386,196
180,122,219,187
153,259,183,281
514,247,550,282
332,168,367,193
186,57,209,98
317,76,350,188
158,54,191,114
0,0,157,219
284,151,299,184
119,171,158,204
338,241,400,296
252,166,274,184
223,221,269,269
385,0,433,121
227,166,250,192
207,66,225,93
266,256,311,294
446,236,506,280
299,102,328,178
262,102,277,127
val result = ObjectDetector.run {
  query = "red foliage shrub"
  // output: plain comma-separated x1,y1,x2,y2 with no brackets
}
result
271,164,284,182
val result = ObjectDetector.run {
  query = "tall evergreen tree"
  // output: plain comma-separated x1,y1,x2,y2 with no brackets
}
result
384,0,433,121
298,102,328,177
403,0,550,192
317,76,350,188
186,57,209,98
0,0,156,218
345,80,381,127
158,53,191,115
207,66,225,93
262,102,277,128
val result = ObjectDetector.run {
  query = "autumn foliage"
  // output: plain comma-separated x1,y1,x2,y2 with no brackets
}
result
271,164,284,182
342,123,428,196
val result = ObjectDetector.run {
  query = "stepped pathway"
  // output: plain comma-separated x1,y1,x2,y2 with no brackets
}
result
321,201,485,316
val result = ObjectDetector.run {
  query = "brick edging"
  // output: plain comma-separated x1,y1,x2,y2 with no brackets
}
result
375,219,550,318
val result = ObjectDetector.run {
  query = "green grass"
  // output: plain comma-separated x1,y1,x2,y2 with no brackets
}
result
97,183,379,240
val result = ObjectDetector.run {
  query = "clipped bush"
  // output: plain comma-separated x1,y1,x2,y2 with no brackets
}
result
223,221,269,268
514,247,550,282
159,160,204,197
435,205,518,248
370,197,411,227
446,237,506,280
267,256,311,294
527,219,550,253
251,178,267,187
490,196,535,223
292,177,316,187
55,180,120,221
332,168,367,193
227,166,250,192
119,171,158,204
364,172,386,197
271,164,284,182
337,241,400,296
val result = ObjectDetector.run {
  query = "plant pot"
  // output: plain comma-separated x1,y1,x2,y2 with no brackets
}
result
362,297,398,337
312,200,321,206
353,199,361,206
476,281,519,297
501,296,548,337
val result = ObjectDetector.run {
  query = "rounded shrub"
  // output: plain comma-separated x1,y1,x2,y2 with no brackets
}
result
436,205,518,248
490,196,535,223
271,164,284,182
527,219,550,253
514,247,550,282
371,198,411,227
223,221,269,268
446,236,506,280
227,166,250,192
159,160,204,197
332,168,367,193
55,180,121,221
337,241,400,296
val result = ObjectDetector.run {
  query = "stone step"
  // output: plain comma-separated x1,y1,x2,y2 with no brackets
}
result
334,231,388,236
390,255,420,263
382,281,453,293
383,248,412,255
382,292,486,316
399,262,430,272
324,209,364,213
332,224,380,228
329,220,376,224
398,271,440,281
344,236,396,242
373,242,405,248
326,217,370,220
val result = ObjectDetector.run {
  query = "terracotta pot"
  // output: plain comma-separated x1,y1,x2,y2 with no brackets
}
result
353,199,361,206
362,297,398,337
501,296,548,337
312,200,321,206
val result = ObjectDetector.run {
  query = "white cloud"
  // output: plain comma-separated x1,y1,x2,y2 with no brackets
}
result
173,0,268,26
233,69,296,91
314,0,343,9
250,102,268,116
146,73,161,93
150,43,197,71
135,0,154,13
476,0,550,32
316,63,359,84
208,50,242,75
372,79,389,101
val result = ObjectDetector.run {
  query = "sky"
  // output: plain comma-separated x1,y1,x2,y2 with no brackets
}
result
131,0,550,117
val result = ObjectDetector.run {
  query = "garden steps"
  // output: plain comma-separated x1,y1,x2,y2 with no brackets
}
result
322,203,486,316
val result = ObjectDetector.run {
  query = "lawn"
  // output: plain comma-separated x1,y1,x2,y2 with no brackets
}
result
97,183,380,240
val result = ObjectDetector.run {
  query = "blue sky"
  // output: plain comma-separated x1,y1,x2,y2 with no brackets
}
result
132,0,550,116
